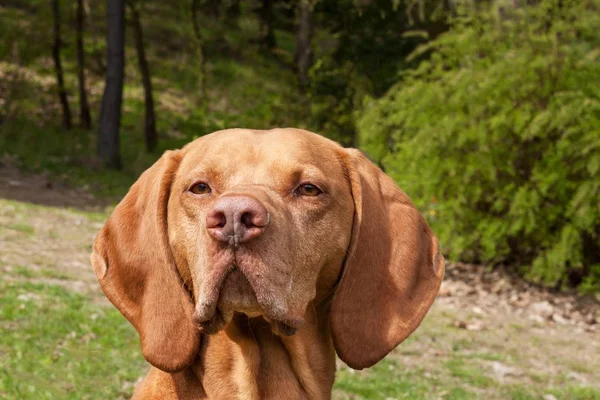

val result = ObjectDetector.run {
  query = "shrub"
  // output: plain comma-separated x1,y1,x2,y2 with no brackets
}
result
358,0,600,292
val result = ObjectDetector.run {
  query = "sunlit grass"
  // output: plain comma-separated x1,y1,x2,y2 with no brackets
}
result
0,271,146,399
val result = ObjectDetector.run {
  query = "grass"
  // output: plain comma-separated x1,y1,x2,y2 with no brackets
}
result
1,197,599,399
335,360,432,399
3,223,34,234
0,277,145,399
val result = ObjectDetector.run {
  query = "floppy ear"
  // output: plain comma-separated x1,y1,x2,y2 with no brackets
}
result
330,149,445,370
90,150,200,373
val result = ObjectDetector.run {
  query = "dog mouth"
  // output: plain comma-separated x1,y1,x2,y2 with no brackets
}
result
193,264,303,336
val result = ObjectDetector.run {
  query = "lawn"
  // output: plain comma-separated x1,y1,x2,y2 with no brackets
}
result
1,197,599,399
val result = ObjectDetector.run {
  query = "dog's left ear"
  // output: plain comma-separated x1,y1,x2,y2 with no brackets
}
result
330,149,445,370
91,150,200,373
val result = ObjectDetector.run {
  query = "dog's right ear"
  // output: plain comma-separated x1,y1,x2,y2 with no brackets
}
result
330,149,444,370
91,150,200,373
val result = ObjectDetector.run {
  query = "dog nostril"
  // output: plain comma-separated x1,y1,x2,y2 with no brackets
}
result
207,211,227,230
241,212,254,228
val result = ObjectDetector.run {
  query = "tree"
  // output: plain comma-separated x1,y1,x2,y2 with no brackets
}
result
51,0,72,129
129,1,157,152
307,0,448,146
358,0,600,292
294,0,314,91
76,0,92,129
225,0,241,21
97,0,125,169
191,0,207,101
257,0,276,51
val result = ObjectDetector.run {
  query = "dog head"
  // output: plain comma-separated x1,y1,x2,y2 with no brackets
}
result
91,128,444,372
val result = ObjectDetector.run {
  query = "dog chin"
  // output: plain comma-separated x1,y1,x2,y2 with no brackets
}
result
196,268,302,337
217,269,263,319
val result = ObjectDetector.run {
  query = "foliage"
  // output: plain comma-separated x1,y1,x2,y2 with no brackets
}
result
0,1,305,197
2,0,599,292
307,0,447,145
359,0,600,291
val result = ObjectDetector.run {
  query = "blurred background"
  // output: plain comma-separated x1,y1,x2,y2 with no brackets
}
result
0,0,599,399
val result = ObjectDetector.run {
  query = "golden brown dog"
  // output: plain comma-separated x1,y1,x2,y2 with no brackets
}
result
91,128,444,399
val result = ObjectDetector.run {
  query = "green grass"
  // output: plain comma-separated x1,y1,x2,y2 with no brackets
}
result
10,264,72,281
3,223,35,235
334,360,432,399
443,358,494,388
1,194,600,399
0,272,146,399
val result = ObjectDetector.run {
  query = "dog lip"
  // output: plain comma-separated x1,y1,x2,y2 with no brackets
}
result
194,260,305,336
274,321,299,336
265,314,305,336
194,309,226,334
194,265,254,325
193,262,236,324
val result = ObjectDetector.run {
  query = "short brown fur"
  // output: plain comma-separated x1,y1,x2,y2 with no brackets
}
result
91,128,444,399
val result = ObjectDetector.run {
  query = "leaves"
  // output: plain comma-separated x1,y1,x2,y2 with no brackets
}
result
358,0,600,291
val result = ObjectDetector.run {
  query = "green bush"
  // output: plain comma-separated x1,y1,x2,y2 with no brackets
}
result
358,0,600,292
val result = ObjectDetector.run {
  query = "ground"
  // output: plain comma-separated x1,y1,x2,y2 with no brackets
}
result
1,165,599,400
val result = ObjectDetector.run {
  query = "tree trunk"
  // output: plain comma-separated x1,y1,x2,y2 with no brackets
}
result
51,0,72,129
76,0,92,129
191,0,207,101
130,3,157,152
226,0,241,22
294,0,313,91
97,0,125,169
258,0,276,51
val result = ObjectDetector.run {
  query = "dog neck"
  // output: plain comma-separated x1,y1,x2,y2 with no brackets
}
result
194,307,336,399
134,304,337,399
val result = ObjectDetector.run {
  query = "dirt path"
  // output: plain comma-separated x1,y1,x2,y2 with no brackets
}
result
1,166,599,399
0,163,109,211
0,163,108,301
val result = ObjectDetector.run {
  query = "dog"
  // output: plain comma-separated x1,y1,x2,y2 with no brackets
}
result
91,128,444,399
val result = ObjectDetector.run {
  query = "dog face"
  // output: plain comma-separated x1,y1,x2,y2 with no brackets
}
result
167,129,354,336
91,128,444,373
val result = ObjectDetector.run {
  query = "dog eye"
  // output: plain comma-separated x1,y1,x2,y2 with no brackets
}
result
190,182,211,195
296,183,322,197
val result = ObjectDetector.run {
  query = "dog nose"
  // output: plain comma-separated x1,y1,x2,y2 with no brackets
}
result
206,195,269,245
